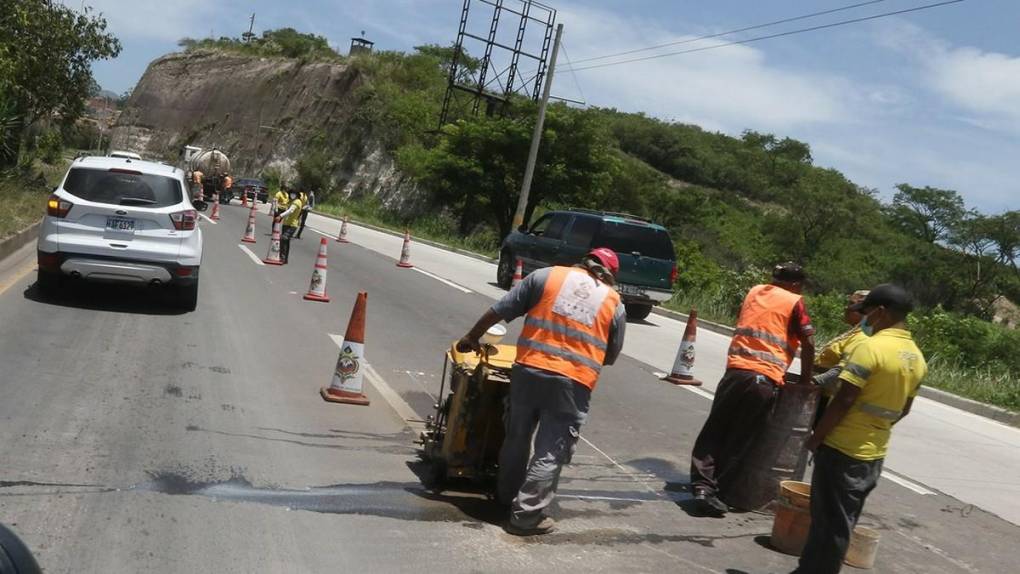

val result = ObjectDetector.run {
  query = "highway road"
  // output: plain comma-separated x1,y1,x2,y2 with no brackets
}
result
0,201,1016,573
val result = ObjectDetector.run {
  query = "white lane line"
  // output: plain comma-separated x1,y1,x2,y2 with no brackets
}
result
412,267,473,294
238,244,265,266
578,436,664,498
882,468,936,496
653,372,716,401
309,227,336,241
328,334,423,428
199,214,217,225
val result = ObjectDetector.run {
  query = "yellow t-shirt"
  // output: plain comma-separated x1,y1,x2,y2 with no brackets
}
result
283,198,303,227
823,328,927,461
274,191,289,210
815,327,869,398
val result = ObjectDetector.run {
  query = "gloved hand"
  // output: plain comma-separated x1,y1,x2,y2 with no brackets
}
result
455,334,482,354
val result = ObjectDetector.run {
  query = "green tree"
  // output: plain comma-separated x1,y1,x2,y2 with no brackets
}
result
886,184,966,243
0,0,120,166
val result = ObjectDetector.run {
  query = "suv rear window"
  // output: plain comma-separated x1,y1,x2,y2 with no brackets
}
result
595,221,675,260
63,168,183,208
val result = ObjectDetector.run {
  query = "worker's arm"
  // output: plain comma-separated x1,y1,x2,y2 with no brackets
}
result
895,396,915,425
457,268,549,353
798,333,815,385
279,204,297,219
805,381,861,451
457,309,503,354
603,303,627,365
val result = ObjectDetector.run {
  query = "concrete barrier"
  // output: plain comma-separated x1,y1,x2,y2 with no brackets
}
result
0,220,41,264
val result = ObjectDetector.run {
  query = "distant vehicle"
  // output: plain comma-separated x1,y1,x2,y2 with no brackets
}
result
233,178,269,204
109,150,142,160
185,147,232,205
36,155,203,310
498,209,677,321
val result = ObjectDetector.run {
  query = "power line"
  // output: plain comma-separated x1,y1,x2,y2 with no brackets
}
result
569,0,888,67
562,0,964,73
559,41,588,107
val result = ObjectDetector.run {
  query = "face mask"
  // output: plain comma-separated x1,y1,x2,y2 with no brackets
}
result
859,309,881,336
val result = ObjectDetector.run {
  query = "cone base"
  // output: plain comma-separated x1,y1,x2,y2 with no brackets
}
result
241,237,257,244
396,262,414,268
662,374,703,386
211,216,220,221
303,292,330,302
336,239,350,244
320,387,370,406
264,259,284,266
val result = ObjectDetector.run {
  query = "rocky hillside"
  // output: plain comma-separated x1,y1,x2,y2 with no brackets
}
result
111,50,422,211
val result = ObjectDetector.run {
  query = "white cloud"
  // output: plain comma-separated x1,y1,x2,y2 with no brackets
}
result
84,0,220,42
554,4,861,133
879,22,1020,133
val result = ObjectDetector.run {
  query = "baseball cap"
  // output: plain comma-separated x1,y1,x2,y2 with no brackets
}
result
772,261,805,283
849,284,913,314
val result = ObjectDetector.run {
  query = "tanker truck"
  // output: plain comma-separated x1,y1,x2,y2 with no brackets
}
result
184,147,233,206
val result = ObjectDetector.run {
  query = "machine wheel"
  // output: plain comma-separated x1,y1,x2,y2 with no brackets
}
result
496,250,515,289
625,303,653,321
425,459,447,492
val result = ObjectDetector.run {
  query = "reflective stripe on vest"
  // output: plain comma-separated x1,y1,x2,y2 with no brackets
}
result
859,402,901,421
516,266,620,389
726,284,802,384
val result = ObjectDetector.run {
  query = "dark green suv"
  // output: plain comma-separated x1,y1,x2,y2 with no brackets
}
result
498,209,677,320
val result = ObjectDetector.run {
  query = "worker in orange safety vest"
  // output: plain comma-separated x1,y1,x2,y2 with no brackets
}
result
458,247,627,536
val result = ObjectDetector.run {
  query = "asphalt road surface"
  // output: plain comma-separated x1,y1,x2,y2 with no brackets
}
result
0,202,1017,573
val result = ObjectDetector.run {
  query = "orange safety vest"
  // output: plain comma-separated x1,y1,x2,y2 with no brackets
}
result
516,266,621,390
726,284,802,385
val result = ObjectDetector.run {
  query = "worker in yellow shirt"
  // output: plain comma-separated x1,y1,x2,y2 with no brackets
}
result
795,284,927,574
273,187,290,218
811,290,870,425
275,188,303,264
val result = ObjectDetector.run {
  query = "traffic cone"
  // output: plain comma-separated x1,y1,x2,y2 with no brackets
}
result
241,204,257,243
321,292,370,406
336,216,350,244
264,217,284,265
512,258,524,287
304,238,331,302
396,229,414,268
662,308,702,386
241,189,248,207
210,192,221,221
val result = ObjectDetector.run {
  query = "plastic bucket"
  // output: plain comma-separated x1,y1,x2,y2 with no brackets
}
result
844,526,880,569
770,480,812,555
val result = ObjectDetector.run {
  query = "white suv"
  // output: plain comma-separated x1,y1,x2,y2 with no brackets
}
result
37,156,203,310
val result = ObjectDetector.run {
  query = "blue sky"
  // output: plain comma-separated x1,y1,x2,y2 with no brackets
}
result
86,0,1017,214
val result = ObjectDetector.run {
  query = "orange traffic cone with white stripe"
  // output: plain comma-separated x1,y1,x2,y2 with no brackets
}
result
662,308,702,386
336,216,350,244
210,192,221,220
304,238,331,302
321,292,370,406
264,217,284,265
241,204,257,243
396,229,414,268
512,258,524,287
241,188,249,207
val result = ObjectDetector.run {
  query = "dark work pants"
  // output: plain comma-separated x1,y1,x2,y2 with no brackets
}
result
296,210,310,238
793,445,883,574
689,369,777,497
280,225,296,263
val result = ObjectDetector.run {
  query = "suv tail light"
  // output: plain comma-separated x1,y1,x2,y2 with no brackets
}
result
670,263,678,285
47,194,73,218
170,209,198,230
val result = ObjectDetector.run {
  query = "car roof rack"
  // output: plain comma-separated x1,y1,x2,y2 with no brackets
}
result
566,207,652,223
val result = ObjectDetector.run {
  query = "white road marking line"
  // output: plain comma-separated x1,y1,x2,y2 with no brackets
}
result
412,267,473,293
883,468,936,496
558,493,667,503
238,244,264,266
578,436,664,498
653,372,716,400
309,227,336,240
199,214,217,225
328,334,423,428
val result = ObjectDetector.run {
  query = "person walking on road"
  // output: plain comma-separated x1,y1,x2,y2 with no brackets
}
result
689,262,816,516
793,284,926,574
812,290,870,426
457,248,627,536
295,189,314,239
275,189,303,265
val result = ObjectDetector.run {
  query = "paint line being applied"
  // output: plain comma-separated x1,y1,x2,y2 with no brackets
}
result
882,468,936,496
411,267,473,294
328,334,423,428
238,244,264,266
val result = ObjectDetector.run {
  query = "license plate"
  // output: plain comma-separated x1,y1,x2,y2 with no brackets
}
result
106,217,135,232
618,283,646,296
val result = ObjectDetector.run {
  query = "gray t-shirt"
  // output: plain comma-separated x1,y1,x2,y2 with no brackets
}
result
491,266,627,367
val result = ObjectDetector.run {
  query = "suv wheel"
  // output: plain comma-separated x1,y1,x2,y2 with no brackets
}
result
497,251,515,289
625,303,653,321
178,280,199,311
37,270,62,297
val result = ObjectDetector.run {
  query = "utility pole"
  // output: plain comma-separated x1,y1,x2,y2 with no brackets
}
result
243,13,256,43
511,23,562,232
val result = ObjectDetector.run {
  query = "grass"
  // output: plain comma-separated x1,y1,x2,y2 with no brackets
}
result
664,291,738,326
316,198,500,259
0,159,70,240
